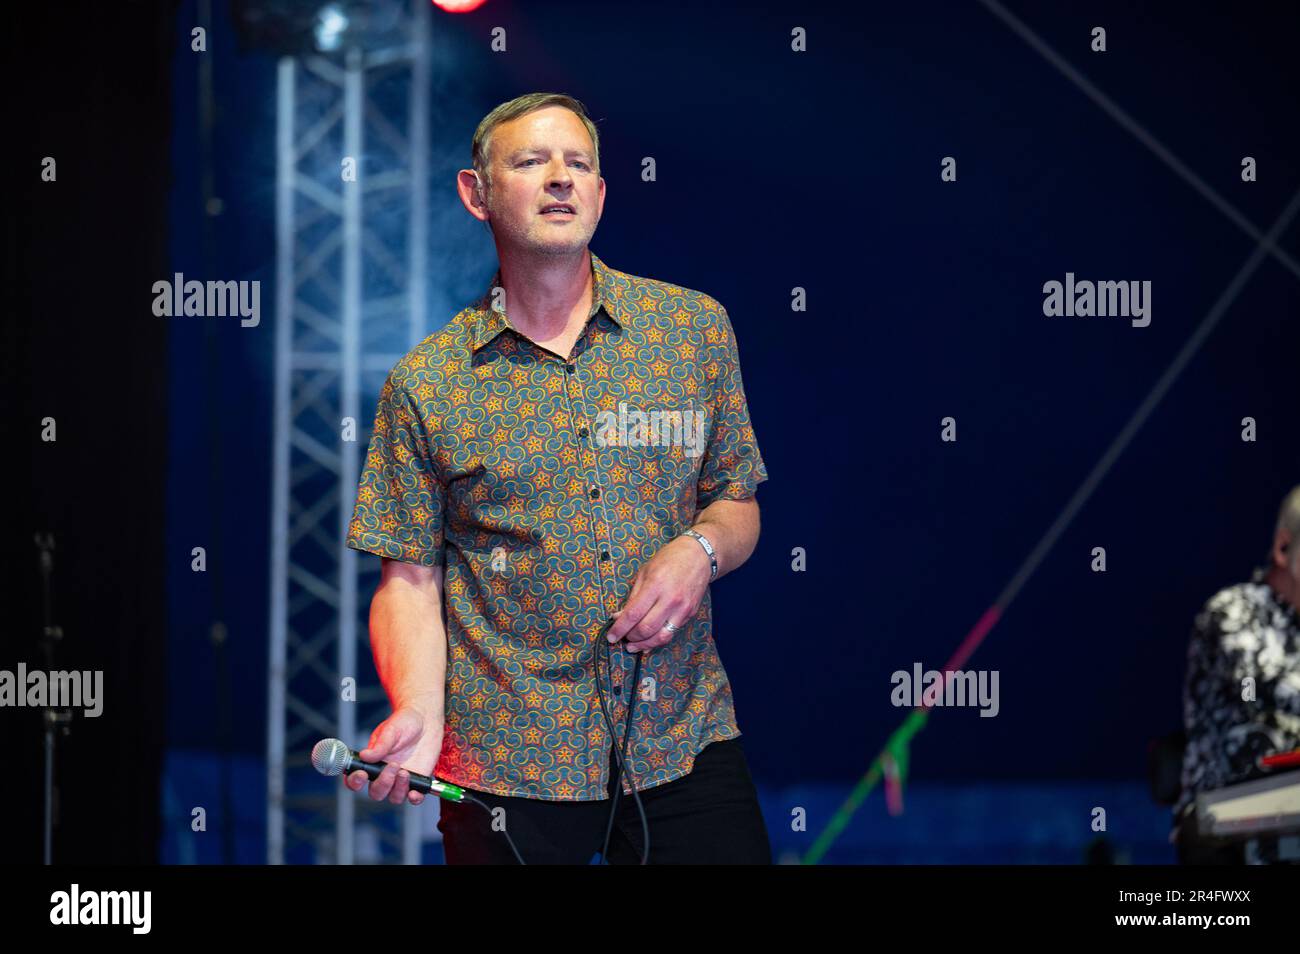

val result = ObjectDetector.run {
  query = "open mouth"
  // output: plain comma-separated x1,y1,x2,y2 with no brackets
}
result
541,206,575,216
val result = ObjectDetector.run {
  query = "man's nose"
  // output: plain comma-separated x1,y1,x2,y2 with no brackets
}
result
546,159,573,186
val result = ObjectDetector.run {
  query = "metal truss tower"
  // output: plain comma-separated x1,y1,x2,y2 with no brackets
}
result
267,0,431,865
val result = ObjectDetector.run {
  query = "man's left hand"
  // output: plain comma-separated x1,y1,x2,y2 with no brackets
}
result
607,533,712,652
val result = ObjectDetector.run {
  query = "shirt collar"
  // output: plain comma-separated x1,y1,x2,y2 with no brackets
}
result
469,251,628,352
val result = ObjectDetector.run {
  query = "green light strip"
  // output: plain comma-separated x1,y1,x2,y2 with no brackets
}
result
801,708,930,865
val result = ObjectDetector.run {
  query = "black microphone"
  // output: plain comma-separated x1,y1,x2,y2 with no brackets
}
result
311,738,468,803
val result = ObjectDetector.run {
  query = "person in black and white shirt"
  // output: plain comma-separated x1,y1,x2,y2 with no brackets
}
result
1173,484,1300,864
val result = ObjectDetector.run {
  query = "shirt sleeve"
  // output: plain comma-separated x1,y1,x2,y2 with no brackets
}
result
694,304,769,511
1178,593,1274,811
346,371,446,566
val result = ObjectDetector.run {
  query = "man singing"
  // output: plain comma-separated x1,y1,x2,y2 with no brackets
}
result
342,92,772,863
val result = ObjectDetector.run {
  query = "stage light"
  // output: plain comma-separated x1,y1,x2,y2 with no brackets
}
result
432,0,488,12
232,0,408,56
313,4,348,51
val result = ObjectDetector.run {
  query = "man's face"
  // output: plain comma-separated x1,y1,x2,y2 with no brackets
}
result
480,105,605,257
1270,527,1300,611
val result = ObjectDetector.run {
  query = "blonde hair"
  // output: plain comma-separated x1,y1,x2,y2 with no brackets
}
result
470,92,600,198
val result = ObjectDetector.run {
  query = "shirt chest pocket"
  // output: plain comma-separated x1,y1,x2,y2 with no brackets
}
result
617,401,711,506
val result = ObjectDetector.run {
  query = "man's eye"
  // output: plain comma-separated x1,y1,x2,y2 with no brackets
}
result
520,158,589,169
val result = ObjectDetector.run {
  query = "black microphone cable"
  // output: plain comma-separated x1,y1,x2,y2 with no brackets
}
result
593,615,650,864
464,615,648,865
458,791,527,864
439,614,650,866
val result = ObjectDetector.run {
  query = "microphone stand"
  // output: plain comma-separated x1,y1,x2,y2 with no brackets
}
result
36,532,73,865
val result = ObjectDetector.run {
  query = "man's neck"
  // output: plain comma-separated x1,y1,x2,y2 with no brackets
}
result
496,248,593,339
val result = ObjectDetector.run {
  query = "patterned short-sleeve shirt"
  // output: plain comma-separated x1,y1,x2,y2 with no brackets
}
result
1174,568,1300,822
346,251,769,800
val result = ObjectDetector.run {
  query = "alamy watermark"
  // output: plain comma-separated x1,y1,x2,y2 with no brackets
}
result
1,664,103,717
891,662,999,717
593,401,707,458
50,884,150,934
1042,272,1150,327
152,273,260,327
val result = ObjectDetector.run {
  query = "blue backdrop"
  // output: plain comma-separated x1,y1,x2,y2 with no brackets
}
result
161,0,1300,862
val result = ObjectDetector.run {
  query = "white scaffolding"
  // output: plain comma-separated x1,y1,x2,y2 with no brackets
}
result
267,0,431,865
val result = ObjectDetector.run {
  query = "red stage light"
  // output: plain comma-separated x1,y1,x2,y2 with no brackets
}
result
432,0,488,12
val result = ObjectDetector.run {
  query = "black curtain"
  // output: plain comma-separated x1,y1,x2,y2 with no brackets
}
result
3,1,176,863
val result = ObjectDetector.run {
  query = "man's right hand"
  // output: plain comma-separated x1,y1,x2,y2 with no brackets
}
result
344,704,444,806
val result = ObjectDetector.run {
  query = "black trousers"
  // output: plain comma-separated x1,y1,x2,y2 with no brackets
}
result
436,736,772,864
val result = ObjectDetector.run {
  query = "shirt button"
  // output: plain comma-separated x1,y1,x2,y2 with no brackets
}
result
565,363,575,374
600,550,610,561
578,427,589,439
590,488,600,499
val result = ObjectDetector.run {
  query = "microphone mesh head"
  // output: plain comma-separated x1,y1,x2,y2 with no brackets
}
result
311,738,350,777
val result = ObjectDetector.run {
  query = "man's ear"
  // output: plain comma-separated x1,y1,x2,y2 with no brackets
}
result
1273,528,1292,567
